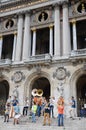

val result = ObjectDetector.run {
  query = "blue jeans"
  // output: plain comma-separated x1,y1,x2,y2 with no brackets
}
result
58,114,64,126
37,105,41,117
32,113,36,122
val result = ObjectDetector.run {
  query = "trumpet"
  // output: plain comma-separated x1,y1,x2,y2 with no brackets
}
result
32,89,43,97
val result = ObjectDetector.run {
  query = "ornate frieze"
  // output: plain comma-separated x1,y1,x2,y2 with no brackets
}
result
0,0,49,13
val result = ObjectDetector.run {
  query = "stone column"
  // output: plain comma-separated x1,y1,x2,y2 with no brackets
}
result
0,36,3,59
15,14,23,61
32,28,36,56
23,12,31,60
12,32,17,61
49,24,53,56
54,4,60,57
63,2,71,56
72,20,77,50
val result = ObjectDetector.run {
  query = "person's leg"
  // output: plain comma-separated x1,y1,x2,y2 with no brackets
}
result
43,113,47,125
13,118,16,125
72,108,75,119
4,114,6,122
60,114,64,126
47,113,51,125
26,107,28,115
7,114,9,122
37,105,41,117
32,112,34,122
32,113,36,122
23,107,25,115
52,106,54,118
16,118,19,124
58,114,61,126
34,114,36,122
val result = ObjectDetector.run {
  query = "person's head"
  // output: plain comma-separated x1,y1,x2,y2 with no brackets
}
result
32,101,36,105
72,96,74,99
58,96,64,105
9,96,11,98
59,96,63,100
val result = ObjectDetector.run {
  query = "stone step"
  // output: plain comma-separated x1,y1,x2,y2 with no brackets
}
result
0,116,86,130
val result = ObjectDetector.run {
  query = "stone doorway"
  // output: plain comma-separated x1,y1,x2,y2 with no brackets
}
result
0,80,9,115
77,74,86,116
31,77,50,100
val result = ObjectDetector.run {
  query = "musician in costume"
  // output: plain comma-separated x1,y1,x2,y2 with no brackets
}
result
32,89,43,117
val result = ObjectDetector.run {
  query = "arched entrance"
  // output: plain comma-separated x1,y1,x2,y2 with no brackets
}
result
0,80,9,115
32,77,50,100
77,74,86,116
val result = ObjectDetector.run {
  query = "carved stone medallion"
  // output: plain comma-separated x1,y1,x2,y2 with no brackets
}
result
12,71,25,83
56,67,66,80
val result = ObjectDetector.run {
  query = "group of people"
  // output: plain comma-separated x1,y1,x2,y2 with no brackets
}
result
3,95,76,127
4,96,20,125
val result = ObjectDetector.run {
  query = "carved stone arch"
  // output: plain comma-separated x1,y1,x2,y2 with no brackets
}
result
24,71,51,103
70,68,86,101
0,77,10,115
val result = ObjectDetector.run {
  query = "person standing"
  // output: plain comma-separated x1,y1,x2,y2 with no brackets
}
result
43,99,51,126
49,96,55,118
23,97,29,116
10,96,18,118
13,103,21,125
70,96,76,119
31,102,37,123
57,96,64,127
4,103,11,122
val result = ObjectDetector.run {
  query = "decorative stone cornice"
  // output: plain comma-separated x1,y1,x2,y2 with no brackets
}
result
0,0,48,13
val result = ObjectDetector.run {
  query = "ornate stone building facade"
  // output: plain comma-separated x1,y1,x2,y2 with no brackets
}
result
0,0,86,116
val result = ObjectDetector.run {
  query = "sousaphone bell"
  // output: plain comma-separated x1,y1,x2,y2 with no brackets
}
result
32,89,43,97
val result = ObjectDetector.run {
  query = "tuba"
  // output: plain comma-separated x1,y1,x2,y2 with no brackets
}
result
37,89,43,97
32,89,43,97
32,89,37,97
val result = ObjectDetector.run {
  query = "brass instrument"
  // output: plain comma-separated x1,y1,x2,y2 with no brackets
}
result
32,89,43,97
31,89,37,97
37,89,43,97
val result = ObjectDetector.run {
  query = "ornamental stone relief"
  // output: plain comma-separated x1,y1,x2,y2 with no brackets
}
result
0,17,17,32
5,19,14,29
53,67,70,97
53,67,70,80
31,9,54,26
38,11,48,22
11,71,25,83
